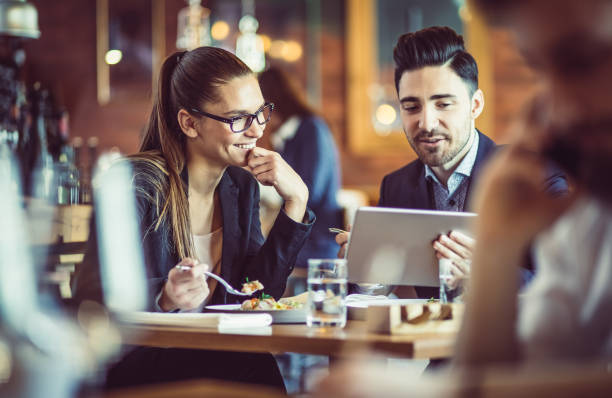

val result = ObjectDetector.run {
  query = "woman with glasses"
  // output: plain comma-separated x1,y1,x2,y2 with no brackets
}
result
75,47,313,392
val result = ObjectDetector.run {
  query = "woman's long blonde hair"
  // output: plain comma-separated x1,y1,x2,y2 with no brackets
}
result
131,47,251,259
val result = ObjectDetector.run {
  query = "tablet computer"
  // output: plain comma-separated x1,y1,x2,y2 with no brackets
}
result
346,207,477,286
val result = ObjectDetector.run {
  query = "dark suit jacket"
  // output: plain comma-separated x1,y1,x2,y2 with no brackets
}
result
73,164,314,310
376,130,568,297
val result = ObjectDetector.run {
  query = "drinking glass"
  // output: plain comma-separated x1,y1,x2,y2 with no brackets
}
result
306,259,347,328
439,258,467,303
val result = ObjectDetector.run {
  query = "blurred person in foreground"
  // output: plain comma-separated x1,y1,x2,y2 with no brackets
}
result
258,67,343,271
335,26,567,298
316,1,612,396
456,0,612,365
74,47,314,392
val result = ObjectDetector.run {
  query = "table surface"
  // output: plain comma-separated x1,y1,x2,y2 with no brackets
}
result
119,320,456,360
101,379,286,398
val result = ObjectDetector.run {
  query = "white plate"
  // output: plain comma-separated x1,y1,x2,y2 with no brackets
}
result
117,311,272,329
205,304,307,324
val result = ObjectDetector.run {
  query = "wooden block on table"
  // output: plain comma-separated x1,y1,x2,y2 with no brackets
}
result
366,303,464,335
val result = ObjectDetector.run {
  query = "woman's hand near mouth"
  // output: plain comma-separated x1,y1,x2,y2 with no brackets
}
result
245,147,309,223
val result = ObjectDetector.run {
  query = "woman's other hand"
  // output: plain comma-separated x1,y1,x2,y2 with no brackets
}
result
160,258,210,312
246,147,309,223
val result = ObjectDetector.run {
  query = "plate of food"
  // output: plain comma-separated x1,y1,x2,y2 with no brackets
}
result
206,279,308,324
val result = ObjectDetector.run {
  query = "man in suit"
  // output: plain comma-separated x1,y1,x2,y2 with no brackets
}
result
337,26,566,297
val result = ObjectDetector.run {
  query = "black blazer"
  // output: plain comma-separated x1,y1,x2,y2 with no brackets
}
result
74,164,314,310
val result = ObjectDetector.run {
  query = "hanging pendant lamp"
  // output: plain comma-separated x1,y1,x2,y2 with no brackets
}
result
0,0,40,39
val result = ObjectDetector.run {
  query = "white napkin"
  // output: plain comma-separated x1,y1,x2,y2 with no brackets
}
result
346,297,427,308
117,311,273,328
345,294,388,302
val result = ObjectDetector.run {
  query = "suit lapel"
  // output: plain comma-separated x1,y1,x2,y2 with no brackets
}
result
408,162,434,210
464,131,497,210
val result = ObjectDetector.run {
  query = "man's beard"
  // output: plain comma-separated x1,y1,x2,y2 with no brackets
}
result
543,118,612,206
408,125,471,167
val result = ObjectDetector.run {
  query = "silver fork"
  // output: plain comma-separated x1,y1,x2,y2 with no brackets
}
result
175,265,255,296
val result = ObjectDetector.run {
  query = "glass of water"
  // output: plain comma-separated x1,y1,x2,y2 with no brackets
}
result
306,259,347,328
439,258,467,303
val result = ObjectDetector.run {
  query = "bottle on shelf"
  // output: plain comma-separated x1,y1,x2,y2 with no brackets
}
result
56,146,80,205
15,80,33,187
80,136,99,204
29,83,56,201
74,136,92,204
0,63,19,151
87,136,99,172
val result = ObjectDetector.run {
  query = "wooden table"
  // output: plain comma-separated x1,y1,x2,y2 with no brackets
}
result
97,353,612,398
119,320,455,360
101,379,286,398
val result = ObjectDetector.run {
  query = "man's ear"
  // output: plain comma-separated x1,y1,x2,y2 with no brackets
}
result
177,109,199,138
471,89,485,120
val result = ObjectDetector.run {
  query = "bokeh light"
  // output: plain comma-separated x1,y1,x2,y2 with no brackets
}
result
260,34,271,52
268,40,286,59
211,20,230,41
283,40,303,62
105,49,122,65
375,104,397,125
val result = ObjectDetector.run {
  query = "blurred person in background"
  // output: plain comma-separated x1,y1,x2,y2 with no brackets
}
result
456,0,612,366
258,67,343,273
74,46,314,392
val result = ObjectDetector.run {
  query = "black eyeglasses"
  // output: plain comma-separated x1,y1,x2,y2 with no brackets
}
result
190,102,274,133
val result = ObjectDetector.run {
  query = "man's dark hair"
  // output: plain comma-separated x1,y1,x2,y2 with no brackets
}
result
394,26,478,97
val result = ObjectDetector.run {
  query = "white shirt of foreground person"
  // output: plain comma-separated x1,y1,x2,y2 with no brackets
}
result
519,198,612,360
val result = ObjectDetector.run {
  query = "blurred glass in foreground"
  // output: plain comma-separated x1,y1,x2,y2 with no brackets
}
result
92,153,147,313
439,258,467,304
0,145,92,398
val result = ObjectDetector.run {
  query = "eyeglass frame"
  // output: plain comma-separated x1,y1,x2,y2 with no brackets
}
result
189,102,275,133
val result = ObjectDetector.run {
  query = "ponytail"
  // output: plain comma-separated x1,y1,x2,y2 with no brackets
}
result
141,50,187,155
136,50,194,260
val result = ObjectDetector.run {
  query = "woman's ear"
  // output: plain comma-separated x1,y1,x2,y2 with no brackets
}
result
177,109,199,138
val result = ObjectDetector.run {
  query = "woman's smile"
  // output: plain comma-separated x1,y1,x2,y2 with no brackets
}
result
233,142,257,150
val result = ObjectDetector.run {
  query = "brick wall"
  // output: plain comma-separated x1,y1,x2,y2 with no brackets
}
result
25,0,151,168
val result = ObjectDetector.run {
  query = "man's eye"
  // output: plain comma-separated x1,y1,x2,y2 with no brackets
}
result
437,102,452,109
402,105,420,112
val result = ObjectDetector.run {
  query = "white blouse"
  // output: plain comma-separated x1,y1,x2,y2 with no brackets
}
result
192,227,224,307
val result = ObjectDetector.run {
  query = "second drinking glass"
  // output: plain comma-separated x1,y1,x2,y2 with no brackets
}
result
306,259,347,328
